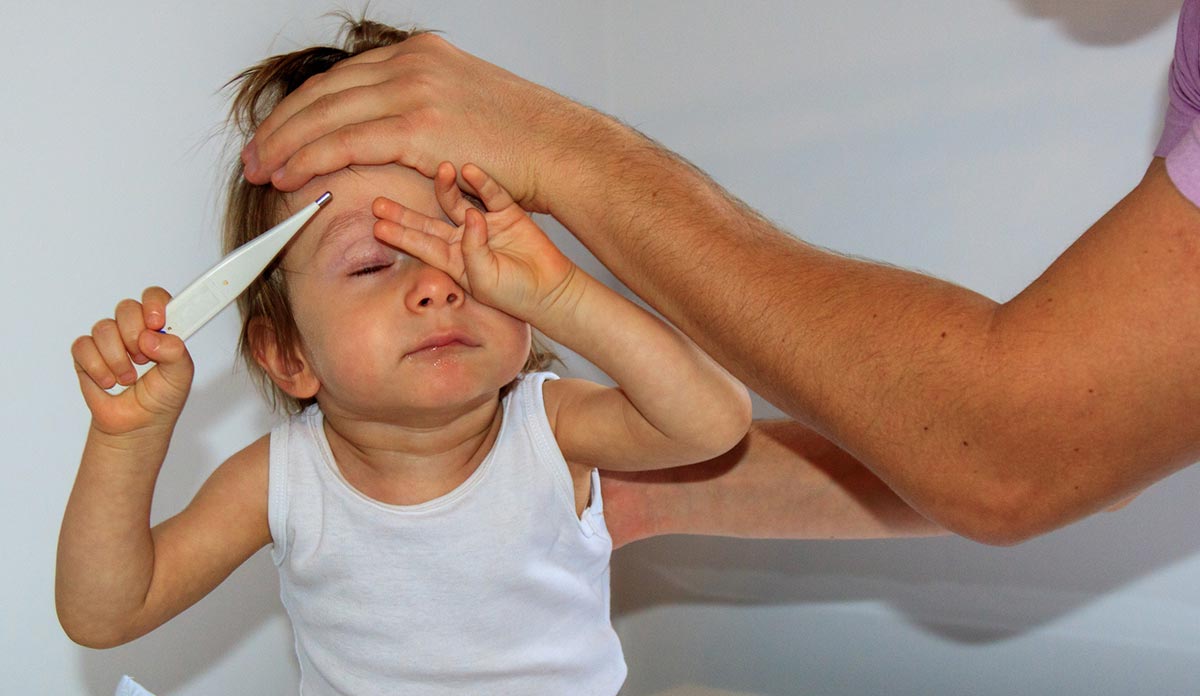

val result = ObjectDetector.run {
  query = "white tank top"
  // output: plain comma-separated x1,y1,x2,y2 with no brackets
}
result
268,372,627,695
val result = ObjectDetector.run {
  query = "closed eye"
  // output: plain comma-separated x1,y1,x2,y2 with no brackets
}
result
350,263,392,277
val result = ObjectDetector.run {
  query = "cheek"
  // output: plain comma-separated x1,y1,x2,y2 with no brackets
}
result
289,286,375,376
494,316,534,375
319,308,392,356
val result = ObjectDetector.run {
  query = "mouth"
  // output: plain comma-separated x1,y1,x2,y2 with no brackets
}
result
405,330,479,358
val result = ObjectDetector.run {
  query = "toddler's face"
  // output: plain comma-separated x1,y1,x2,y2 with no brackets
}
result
279,164,531,421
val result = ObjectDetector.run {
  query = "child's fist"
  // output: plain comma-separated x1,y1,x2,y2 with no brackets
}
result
71,287,194,435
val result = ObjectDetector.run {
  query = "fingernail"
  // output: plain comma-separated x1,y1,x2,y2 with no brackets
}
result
119,370,136,384
145,333,161,352
271,165,287,187
242,141,260,178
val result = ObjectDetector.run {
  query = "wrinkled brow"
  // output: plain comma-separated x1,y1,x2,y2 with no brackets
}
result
314,208,377,254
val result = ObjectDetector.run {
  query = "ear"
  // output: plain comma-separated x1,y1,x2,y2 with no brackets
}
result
248,317,320,400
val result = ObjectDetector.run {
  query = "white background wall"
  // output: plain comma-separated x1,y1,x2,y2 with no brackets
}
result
4,2,1197,694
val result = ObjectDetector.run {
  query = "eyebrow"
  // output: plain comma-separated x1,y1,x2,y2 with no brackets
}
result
314,208,376,255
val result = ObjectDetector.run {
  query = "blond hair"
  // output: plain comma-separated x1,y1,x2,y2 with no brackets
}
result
223,17,555,413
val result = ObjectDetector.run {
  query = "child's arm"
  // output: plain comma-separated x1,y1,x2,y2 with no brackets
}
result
373,163,751,470
58,288,270,648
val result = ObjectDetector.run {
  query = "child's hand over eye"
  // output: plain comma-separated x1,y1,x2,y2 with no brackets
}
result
70,287,194,438
372,162,579,323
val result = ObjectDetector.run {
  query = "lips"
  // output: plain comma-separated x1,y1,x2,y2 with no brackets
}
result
404,329,479,357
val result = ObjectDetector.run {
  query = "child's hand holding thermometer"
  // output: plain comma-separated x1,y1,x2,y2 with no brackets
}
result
73,193,331,409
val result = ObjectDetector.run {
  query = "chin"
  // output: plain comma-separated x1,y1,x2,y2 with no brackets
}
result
403,364,513,410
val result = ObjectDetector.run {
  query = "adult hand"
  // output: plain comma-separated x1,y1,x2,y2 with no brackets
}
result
242,34,594,213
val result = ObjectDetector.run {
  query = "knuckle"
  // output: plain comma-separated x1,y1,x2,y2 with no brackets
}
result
332,127,357,156
72,338,104,367
310,92,340,121
77,354,106,378
70,335,93,357
288,144,316,174
409,103,440,131
254,136,275,167
300,71,327,93
115,298,141,316
405,50,435,71
409,32,446,51
405,71,437,97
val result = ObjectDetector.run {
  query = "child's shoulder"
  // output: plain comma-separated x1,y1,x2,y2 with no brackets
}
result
198,434,271,510
228,433,271,467
538,374,603,416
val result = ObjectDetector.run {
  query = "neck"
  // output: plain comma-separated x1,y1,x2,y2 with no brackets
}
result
319,394,504,506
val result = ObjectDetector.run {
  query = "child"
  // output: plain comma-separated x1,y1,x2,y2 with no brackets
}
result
56,18,751,695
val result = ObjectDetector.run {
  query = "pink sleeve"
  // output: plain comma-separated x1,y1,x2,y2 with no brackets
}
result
1166,121,1200,205
1159,0,1200,207
1156,0,1200,156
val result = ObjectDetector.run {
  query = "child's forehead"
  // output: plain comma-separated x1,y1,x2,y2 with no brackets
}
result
311,207,377,250
286,164,440,218
280,164,442,262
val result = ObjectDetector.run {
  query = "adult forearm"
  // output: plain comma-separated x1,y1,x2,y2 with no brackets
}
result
537,115,973,418
539,119,1190,544
538,122,1000,520
602,420,944,547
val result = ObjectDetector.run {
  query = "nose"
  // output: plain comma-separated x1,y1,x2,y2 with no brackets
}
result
405,265,465,312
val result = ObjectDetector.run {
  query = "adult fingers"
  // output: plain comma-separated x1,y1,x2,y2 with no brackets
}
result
248,75,408,184
326,42,406,72
248,36,453,184
265,117,436,192
247,43,406,160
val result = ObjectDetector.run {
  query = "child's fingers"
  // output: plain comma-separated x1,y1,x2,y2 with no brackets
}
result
114,299,148,365
138,330,191,378
434,161,478,225
374,219,458,277
461,208,491,269
372,197,458,242
141,287,171,332
136,330,195,413
71,335,118,391
74,362,108,406
90,318,137,386
462,163,516,212
72,350,120,415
